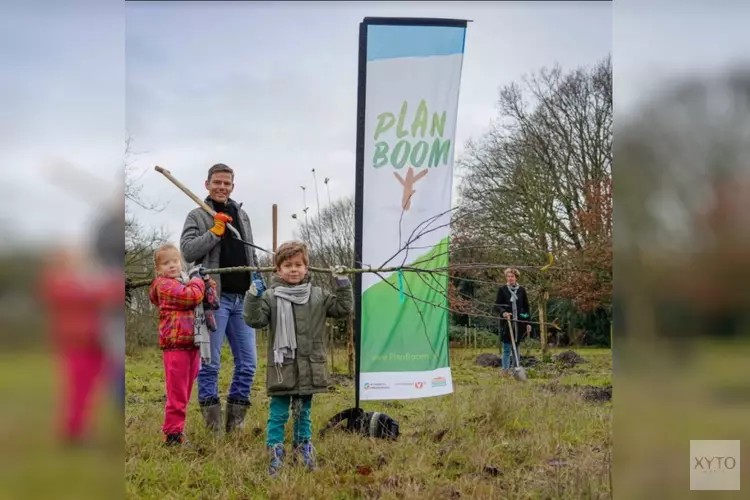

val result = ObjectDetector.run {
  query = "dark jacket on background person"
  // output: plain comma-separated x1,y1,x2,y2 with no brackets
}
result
494,285,531,344
180,197,257,297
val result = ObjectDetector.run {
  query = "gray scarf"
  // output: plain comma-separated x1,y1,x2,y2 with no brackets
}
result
273,282,312,380
180,272,211,364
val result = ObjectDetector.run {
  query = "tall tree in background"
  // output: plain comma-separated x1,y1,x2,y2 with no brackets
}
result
455,56,612,341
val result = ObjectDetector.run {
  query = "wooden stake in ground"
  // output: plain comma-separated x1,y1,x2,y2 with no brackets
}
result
347,315,355,377
272,204,278,253
539,290,549,359
329,322,335,374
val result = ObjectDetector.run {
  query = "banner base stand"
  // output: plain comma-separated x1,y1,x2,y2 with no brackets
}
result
319,407,400,441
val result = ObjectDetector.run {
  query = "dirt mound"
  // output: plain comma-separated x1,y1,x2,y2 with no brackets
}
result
541,382,612,403
581,384,612,403
475,353,502,367
553,350,587,367
519,355,540,367
475,353,540,368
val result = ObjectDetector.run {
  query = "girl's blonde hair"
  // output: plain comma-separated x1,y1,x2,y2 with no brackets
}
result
504,267,520,279
153,243,182,268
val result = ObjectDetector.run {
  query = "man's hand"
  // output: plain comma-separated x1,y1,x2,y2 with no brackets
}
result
209,212,233,237
332,265,349,283
248,271,266,297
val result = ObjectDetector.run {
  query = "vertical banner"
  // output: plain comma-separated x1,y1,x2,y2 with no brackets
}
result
355,18,468,401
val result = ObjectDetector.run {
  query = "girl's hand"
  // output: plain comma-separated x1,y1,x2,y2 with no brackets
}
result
526,324,532,334
188,265,203,279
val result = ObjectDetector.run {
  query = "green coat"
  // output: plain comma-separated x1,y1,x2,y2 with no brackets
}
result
243,275,353,397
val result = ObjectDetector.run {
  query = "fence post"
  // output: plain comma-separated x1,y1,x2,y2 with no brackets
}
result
330,322,335,374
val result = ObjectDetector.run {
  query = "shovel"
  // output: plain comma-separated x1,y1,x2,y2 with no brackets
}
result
154,166,273,256
507,317,527,381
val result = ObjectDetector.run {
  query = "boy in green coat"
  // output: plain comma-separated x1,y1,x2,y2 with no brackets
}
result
243,241,353,476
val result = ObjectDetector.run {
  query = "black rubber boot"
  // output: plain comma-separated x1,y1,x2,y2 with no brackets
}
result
225,398,250,433
199,397,222,434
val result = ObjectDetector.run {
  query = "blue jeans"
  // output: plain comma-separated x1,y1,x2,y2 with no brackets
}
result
266,395,313,447
502,341,514,370
197,293,257,403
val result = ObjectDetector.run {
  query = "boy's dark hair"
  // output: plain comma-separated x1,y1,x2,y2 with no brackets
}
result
274,241,309,268
207,163,234,182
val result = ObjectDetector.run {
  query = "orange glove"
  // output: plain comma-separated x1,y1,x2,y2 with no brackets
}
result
209,212,233,237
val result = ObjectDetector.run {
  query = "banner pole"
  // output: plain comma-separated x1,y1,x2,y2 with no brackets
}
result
353,19,368,411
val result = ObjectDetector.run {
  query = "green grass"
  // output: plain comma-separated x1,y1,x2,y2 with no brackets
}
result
0,352,122,500
125,345,612,499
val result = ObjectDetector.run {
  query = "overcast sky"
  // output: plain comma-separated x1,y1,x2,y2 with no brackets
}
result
124,1,611,252
3,0,749,253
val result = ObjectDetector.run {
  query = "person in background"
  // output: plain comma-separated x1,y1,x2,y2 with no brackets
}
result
494,268,532,373
38,247,123,445
244,241,353,477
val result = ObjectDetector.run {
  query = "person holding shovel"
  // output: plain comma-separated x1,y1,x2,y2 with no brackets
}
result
494,268,532,373
180,163,258,434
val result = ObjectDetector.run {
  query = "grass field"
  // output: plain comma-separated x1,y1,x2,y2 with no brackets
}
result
125,345,612,499
0,351,122,500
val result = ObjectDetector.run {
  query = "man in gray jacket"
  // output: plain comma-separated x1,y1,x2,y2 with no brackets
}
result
180,163,258,434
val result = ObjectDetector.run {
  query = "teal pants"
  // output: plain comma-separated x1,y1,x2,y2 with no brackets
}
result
266,395,313,447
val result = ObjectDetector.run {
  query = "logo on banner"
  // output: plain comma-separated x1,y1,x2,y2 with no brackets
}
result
363,382,390,391
372,100,452,211
431,376,447,388
414,382,424,389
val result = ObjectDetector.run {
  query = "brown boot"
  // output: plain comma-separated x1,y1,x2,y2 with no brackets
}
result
225,398,250,433
199,398,222,434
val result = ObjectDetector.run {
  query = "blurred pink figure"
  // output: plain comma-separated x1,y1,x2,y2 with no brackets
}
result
37,248,124,444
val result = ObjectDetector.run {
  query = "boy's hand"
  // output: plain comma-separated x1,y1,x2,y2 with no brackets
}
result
249,271,266,297
332,265,349,284
209,212,233,237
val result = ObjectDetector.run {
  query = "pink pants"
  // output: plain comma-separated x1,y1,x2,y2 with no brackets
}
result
59,348,105,441
162,349,200,435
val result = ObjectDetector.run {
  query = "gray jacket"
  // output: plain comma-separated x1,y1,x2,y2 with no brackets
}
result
180,198,257,297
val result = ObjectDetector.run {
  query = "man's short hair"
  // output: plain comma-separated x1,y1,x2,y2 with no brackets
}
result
207,163,234,182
